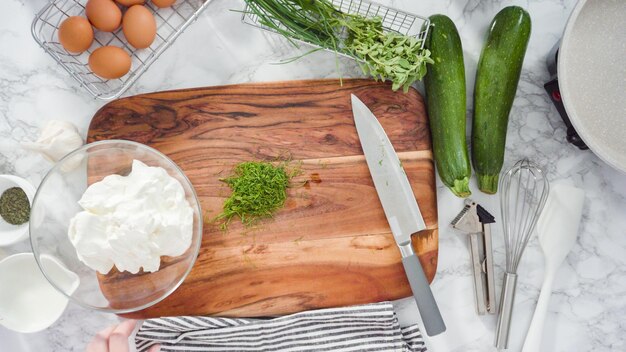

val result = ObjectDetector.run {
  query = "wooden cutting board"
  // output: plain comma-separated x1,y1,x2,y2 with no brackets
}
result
88,79,438,318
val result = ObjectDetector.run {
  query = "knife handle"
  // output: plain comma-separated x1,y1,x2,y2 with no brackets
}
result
402,252,447,336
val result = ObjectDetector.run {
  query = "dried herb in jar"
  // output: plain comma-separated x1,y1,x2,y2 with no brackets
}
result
0,187,30,225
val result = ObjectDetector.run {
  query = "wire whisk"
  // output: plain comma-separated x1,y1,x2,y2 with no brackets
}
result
495,159,549,350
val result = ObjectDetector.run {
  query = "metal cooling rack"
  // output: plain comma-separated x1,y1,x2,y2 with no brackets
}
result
241,0,430,60
32,0,211,100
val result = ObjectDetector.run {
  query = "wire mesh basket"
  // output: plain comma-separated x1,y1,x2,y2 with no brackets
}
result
241,0,430,60
32,0,211,100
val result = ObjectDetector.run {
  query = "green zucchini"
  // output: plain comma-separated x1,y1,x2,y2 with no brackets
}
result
423,14,471,198
472,6,531,194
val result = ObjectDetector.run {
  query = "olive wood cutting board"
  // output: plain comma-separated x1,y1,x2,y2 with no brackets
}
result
88,79,438,318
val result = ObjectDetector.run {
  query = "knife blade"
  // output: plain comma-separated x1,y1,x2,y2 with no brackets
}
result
351,94,446,336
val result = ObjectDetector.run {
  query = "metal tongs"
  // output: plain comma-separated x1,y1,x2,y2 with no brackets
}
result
451,199,496,314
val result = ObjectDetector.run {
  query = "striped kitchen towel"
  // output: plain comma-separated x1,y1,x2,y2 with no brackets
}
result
135,302,427,352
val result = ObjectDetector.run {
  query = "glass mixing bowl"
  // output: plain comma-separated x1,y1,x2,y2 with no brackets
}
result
30,140,203,313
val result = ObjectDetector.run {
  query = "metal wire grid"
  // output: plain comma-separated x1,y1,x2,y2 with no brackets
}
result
31,0,211,100
241,0,430,60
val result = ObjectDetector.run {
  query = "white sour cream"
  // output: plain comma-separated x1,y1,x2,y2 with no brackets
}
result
68,160,193,274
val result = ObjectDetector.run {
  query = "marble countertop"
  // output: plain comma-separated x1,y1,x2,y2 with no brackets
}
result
1,0,625,351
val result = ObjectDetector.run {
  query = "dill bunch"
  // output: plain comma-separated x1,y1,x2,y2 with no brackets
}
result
216,161,299,228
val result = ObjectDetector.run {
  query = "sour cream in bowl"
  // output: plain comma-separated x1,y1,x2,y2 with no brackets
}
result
29,140,202,314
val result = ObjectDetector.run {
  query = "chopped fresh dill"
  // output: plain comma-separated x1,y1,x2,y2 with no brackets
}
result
242,253,257,268
203,210,213,224
296,190,310,200
215,161,301,229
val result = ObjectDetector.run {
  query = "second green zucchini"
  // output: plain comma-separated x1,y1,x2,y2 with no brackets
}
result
472,6,532,194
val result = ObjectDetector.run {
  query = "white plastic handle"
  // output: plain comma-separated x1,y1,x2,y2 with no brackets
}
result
521,270,555,352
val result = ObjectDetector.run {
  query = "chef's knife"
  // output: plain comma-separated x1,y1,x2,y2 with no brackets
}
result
350,94,446,336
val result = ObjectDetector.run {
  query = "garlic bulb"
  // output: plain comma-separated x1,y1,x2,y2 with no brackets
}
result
22,120,84,163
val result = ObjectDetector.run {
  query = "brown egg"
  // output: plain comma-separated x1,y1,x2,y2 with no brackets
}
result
58,17,94,53
88,46,131,79
86,0,122,32
115,0,144,5
151,0,176,8
122,6,156,49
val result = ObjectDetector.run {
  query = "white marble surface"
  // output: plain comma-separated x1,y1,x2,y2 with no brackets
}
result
1,0,625,351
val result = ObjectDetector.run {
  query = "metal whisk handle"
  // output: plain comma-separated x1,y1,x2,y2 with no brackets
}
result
495,272,518,349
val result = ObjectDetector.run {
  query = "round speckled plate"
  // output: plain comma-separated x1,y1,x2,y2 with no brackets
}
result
559,0,626,173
